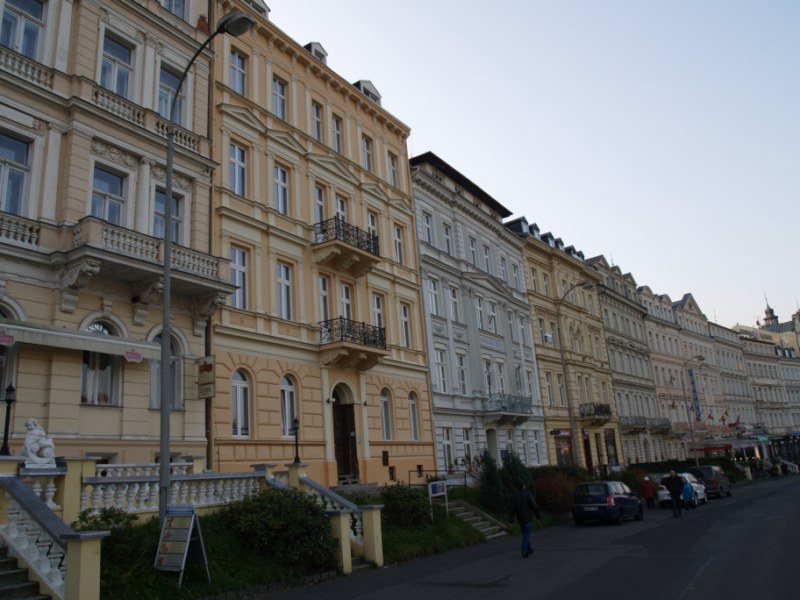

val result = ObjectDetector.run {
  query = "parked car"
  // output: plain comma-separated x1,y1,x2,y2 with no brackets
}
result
658,473,708,507
572,481,644,525
688,465,732,498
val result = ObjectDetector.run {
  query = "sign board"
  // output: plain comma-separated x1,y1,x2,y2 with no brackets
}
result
0,332,14,346
428,480,449,521
197,356,216,399
154,505,210,587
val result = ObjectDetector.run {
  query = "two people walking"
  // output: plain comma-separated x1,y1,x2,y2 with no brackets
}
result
509,483,541,558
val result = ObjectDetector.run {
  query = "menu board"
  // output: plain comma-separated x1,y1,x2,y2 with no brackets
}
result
154,506,210,587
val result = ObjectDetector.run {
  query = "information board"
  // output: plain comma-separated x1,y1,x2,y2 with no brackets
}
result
154,505,211,587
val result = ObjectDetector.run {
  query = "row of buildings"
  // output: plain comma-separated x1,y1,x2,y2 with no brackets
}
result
0,0,797,487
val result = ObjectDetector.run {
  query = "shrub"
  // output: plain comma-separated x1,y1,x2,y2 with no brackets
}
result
530,471,579,514
381,484,429,529
222,487,336,574
478,451,509,515
499,451,533,494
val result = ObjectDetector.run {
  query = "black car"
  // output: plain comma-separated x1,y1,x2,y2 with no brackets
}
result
571,481,644,525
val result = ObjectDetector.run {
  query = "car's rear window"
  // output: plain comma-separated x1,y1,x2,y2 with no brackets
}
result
576,484,607,495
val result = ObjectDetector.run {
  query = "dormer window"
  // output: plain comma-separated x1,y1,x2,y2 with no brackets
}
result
353,80,382,106
304,42,328,65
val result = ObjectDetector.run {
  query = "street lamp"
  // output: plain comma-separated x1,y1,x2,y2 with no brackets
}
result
0,385,15,456
292,418,301,464
556,280,594,467
159,9,253,528
680,354,705,466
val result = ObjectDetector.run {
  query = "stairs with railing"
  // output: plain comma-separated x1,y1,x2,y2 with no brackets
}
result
447,500,508,540
0,546,50,600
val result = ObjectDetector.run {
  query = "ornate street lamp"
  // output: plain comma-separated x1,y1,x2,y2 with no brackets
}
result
292,417,301,464
680,354,705,466
159,9,253,528
0,385,15,456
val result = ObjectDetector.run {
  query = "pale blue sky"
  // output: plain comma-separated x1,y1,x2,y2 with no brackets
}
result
265,0,799,328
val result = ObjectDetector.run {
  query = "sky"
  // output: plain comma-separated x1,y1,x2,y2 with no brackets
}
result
264,0,799,329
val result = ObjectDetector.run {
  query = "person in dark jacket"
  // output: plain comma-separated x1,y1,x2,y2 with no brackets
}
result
509,483,541,558
664,470,684,518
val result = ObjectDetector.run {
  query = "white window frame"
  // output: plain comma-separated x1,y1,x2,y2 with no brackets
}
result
229,143,246,196
100,34,133,98
381,389,392,440
332,115,343,153
1,0,44,60
153,187,182,244
274,164,289,215
393,225,404,265
456,354,468,395
91,165,125,225
280,375,296,437
0,131,30,215
400,303,411,347
448,286,459,322
229,49,246,94
442,223,452,255
277,261,292,320
387,152,398,186
361,135,372,171
408,393,419,441
422,212,432,244
231,370,250,437
158,63,184,126
372,293,384,328
312,101,323,141
340,283,352,320
230,245,247,309
435,348,448,393
272,76,287,119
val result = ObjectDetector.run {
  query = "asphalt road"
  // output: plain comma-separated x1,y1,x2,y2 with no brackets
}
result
271,475,800,600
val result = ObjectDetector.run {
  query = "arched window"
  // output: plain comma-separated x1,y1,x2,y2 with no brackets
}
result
231,370,250,437
280,375,296,437
149,333,182,409
408,392,419,441
82,321,121,406
380,388,392,440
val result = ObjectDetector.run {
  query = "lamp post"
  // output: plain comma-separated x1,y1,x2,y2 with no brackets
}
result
292,418,301,464
679,354,705,466
0,385,15,456
555,280,594,467
158,9,253,528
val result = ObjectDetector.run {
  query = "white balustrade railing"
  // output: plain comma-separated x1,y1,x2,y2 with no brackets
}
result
300,476,363,548
0,213,40,246
0,45,53,87
95,462,193,478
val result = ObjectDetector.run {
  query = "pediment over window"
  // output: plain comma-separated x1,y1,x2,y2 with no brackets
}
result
218,104,266,134
267,129,307,157
308,154,359,186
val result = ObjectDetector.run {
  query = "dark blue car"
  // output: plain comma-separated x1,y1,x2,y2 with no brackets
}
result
571,481,644,525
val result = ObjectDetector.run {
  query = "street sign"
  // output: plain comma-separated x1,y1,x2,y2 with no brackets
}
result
197,356,216,399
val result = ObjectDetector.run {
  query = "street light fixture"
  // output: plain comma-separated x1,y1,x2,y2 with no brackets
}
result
292,417,301,464
680,354,705,466
159,9,253,528
555,280,594,468
0,385,16,456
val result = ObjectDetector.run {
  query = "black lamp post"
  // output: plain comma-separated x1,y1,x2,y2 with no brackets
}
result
1,385,16,456
292,417,301,464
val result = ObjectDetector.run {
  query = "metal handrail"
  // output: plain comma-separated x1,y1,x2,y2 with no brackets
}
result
313,218,379,256
318,317,386,349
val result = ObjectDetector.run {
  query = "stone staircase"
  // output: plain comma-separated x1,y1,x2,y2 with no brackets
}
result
447,500,508,540
0,547,50,600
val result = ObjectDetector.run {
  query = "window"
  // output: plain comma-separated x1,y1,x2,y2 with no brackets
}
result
361,135,372,171
442,223,452,255
442,427,453,469
367,211,378,239
280,375,296,437
387,152,398,186
372,294,383,328
475,297,484,329
340,283,352,319
488,302,497,333
427,279,439,316
542,273,550,297
408,392,419,441
421,212,432,244
230,50,246,94
150,332,181,409
483,359,493,391
519,316,528,345
482,245,491,272
380,389,392,440
272,77,287,119
0,0,43,59
274,165,289,215
0,132,29,215
230,245,247,309
277,262,292,320
393,225,404,265
81,322,121,406
335,195,347,222
499,256,507,281
158,65,184,125
314,185,325,224
435,348,448,393
318,275,330,321
91,166,125,225
512,264,521,290
545,372,553,406
497,362,505,393
231,370,250,437
400,303,411,347
530,268,538,293
463,428,473,464
448,286,459,321
332,115,342,153
456,354,467,395
469,237,477,265
312,102,323,141
229,143,246,195
538,318,546,344
557,374,565,406
100,35,132,98
161,0,185,18
153,188,181,243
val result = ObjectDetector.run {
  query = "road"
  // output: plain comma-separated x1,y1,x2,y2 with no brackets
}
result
271,475,800,600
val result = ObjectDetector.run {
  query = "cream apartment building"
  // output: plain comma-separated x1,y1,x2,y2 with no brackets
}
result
507,219,622,470
0,1,230,462
410,152,547,473
207,1,435,485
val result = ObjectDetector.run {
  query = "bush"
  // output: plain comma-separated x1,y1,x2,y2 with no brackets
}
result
381,484,429,529
478,451,509,515
222,487,336,574
499,451,533,494
530,471,579,514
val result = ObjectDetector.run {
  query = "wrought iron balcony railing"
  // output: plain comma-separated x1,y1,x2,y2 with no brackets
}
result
579,403,612,419
619,416,648,428
319,317,386,350
484,393,535,414
647,417,672,430
313,218,379,256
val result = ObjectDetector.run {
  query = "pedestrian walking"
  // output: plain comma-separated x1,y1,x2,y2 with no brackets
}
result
509,483,541,558
641,476,655,509
664,470,684,518
681,477,695,511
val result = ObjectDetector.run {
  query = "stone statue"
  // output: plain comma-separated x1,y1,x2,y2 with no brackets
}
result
21,419,56,467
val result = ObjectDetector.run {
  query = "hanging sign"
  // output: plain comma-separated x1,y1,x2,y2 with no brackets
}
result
154,505,211,587
197,356,216,399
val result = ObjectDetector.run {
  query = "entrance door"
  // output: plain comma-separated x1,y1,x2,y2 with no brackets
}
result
333,397,359,483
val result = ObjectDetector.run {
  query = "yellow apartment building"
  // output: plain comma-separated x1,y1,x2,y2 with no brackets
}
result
207,1,435,485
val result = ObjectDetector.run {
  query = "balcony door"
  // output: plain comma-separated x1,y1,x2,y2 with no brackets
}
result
332,385,359,484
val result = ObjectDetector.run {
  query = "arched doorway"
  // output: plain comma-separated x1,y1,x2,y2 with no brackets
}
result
332,384,359,484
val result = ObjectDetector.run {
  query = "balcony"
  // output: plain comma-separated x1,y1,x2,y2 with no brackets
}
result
312,218,380,277
579,403,612,424
647,417,672,433
483,393,538,424
619,416,648,432
318,317,388,370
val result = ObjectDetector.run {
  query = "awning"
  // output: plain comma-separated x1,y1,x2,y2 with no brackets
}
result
0,320,160,361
